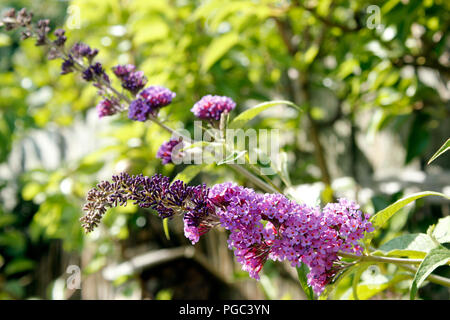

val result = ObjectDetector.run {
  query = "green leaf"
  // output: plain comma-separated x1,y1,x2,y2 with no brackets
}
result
84,256,107,274
352,283,389,300
303,45,319,65
410,247,450,300
352,263,371,300
180,141,213,152
228,100,302,129
201,32,239,72
22,182,43,201
173,164,207,184
163,218,170,240
296,263,314,300
432,216,450,244
0,213,16,228
4,258,35,275
217,150,247,165
319,264,359,300
427,138,450,165
374,233,438,258
370,191,449,231
0,34,11,47
405,114,430,164
76,161,104,174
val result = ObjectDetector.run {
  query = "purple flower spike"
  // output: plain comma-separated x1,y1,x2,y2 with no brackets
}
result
191,95,236,121
156,138,184,165
82,171,374,294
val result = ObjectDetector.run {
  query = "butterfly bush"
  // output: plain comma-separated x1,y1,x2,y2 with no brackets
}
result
81,173,373,294
3,8,375,296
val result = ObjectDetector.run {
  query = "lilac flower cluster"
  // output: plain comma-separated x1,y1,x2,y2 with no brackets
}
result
186,182,373,293
82,174,373,293
128,86,176,121
83,171,374,294
156,138,185,164
191,95,236,121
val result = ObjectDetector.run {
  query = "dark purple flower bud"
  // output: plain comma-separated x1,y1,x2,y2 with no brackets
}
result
121,70,147,95
112,64,136,79
82,67,94,81
96,99,119,118
128,98,153,121
191,95,236,121
71,42,98,60
53,28,66,46
91,62,104,75
35,19,50,46
139,86,176,109
61,55,74,75
156,138,185,165
82,62,108,82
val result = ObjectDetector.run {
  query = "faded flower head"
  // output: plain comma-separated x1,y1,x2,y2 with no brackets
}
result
96,98,119,118
191,95,236,121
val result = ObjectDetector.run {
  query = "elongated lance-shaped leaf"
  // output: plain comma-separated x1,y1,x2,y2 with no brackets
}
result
228,100,302,129
372,233,438,259
366,191,449,247
296,263,314,300
410,247,450,300
370,191,449,231
427,138,450,165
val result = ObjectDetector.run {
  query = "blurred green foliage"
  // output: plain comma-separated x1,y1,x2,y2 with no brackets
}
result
0,0,449,299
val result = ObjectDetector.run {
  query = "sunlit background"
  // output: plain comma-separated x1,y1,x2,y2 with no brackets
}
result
0,0,449,299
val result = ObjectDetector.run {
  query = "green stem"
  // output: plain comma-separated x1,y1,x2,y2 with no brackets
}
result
338,251,425,265
228,164,279,194
338,252,450,288
398,264,450,288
